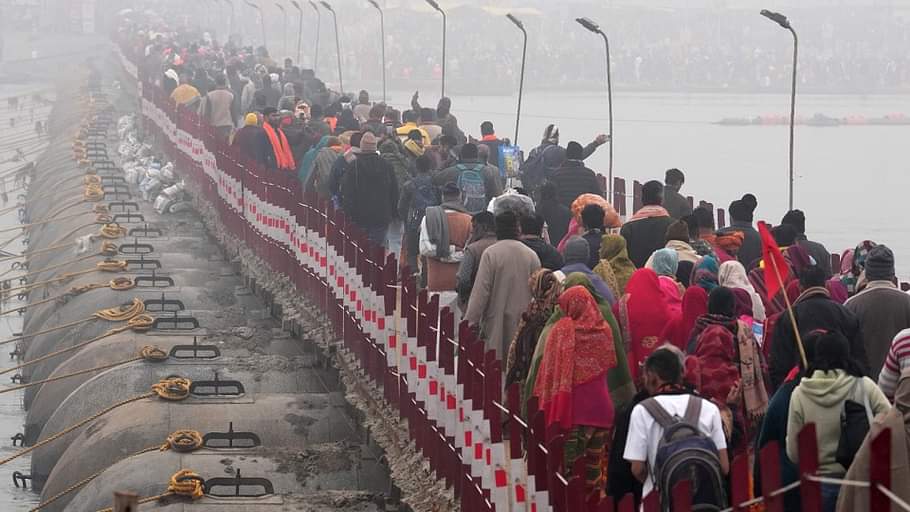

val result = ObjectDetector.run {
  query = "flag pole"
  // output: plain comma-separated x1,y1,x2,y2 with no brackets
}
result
768,252,808,368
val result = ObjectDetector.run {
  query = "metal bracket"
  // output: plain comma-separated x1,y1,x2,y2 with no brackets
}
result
153,311,199,331
105,185,132,200
125,255,161,271
202,422,261,449
169,336,220,360
128,224,163,238
108,201,140,213
99,175,126,186
190,372,244,397
133,271,174,288
117,240,154,255
11,471,31,489
112,213,145,224
144,292,185,313
10,374,25,384
204,469,273,497
10,433,24,446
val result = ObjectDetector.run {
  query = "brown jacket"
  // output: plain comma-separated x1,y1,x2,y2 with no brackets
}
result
426,211,472,292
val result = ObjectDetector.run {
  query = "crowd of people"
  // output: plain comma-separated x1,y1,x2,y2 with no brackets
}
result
122,9,910,512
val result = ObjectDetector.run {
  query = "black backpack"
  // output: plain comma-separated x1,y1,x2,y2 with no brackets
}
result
518,144,558,192
641,396,728,512
836,378,874,469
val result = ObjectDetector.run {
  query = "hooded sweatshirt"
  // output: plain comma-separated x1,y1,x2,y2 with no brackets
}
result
786,369,890,475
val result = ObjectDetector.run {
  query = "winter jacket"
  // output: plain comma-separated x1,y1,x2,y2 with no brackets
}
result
718,221,761,270
797,235,832,277
341,153,399,228
521,237,564,270
770,289,870,390
662,185,692,220
537,199,572,247
550,160,604,208
202,88,235,128
525,141,601,182
845,281,910,380
231,125,270,167
433,160,503,205
620,216,674,268
786,369,890,475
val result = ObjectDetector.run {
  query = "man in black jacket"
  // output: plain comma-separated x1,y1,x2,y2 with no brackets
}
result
550,141,604,208
781,209,832,278
663,168,692,219
520,213,563,270
341,132,399,247
717,195,761,269
620,180,674,268
769,265,870,390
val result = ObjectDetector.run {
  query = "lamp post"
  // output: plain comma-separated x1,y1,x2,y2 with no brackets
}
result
761,9,798,210
576,17,614,198
289,1,303,66
506,13,527,146
275,2,288,59
367,0,386,102
320,1,343,94
223,0,235,42
425,0,446,98
308,0,320,73
243,1,267,50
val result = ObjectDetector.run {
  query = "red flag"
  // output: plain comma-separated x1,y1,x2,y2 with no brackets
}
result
758,221,788,301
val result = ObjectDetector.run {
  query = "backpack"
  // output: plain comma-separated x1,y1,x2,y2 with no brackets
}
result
407,175,439,229
518,144,558,192
456,163,486,213
641,396,728,512
836,378,874,469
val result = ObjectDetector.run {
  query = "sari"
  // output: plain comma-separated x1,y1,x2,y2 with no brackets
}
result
718,260,766,321
691,255,719,292
505,269,562,389
594,234,636,298
534,286,617,500
525,273,635,416
660,286,709,351
617,269,675,382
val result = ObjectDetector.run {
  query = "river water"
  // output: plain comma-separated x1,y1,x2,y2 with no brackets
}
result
0,83,50,511
422,89,910,276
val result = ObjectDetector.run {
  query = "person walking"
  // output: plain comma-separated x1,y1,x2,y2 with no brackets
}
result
201,74,236,142
620,180,674,268
340,132,399,246
550,141,604,208
718,195,761,268
662,168,692,219
419,182,472,296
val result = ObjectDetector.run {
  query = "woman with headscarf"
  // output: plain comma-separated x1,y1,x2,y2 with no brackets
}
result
533,285,618,501
594,234,636,299
526,273,635,416
687,285,739,353
556,193,621,253
660,287,709,351
837,369,910,512
506,269,562,390
615,269,676,382
714,230,744,263
652,248,686,300
719,260,766,322
301,135,343,200
691,254,720,292
278,82,298,111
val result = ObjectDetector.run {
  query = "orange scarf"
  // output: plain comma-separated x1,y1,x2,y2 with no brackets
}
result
262,123,296,171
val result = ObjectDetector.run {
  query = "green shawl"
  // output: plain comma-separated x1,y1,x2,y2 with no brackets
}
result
523,272,636,419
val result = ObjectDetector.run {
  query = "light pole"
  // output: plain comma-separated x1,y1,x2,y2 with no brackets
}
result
506,13,527,146
275,2,288,60
244,0,267,51
308,0,320,73
761,9,798,210
576,17,614,198
290,1,303,66
367,0,387,102
425,0,446,99
320,1,343,94
223,0,235,42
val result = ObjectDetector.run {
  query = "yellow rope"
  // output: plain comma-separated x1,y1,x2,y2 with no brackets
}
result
0,297,145,349
0,314,154,374
0,345,167,394
30,431,204,512
0,211,105,234
94,469,205,512
0,242,117,280
0,377,191,466
0,276,134,316
3,259,127,295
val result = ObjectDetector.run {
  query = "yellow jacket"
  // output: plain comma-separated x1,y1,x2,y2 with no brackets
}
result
396,122,430,146
170,84,201,105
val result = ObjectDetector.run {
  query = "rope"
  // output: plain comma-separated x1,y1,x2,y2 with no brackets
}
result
94,470,205,512
3,259,127,295
0,212,109,234
0,314,154,374
0,297,145,349
0,277,134,316
0,244,117,280
0,181,85,216
0,345,167,394
30,431,203,512
0,377,191,466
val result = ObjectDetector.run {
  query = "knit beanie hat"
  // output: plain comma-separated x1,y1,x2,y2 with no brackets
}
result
729,195,757,222
566,141,584,160
243,113,259,126
665,220,690,243
865,245,895,281
563,236,590,266
358,132,378,153
781,209,806,234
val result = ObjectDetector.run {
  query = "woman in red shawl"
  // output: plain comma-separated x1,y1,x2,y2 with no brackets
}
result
660,287,709,351
533,285,618,500
616,269,677,383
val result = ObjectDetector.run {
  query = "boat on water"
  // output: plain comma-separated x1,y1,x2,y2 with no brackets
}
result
716,113,910,126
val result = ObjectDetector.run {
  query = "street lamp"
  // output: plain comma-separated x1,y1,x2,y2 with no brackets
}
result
275,2,288,59
308,0,320,73
576,17,614,198
506,13,527,146
320,1,343,94
290,1,303,66
367,0,387,103
425,0,446,99
243,0,267,51
761,9,798,210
